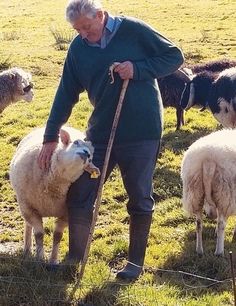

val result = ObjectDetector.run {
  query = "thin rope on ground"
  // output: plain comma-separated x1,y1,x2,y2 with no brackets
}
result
0,254,232,285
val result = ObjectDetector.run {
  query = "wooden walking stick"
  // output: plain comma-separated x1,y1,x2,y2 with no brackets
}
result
229,251,236,306
70,62,129,297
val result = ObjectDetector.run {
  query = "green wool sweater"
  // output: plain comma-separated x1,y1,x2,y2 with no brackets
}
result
44,16,184,144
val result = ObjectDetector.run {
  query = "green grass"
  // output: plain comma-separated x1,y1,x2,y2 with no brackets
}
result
0,0,236,305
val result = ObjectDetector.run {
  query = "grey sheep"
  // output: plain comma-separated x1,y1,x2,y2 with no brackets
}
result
0,67,34,113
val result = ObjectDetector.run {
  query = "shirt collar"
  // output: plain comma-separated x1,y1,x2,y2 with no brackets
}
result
105,13,116,33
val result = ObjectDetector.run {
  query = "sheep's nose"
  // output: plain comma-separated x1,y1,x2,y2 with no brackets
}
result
77,150,90,162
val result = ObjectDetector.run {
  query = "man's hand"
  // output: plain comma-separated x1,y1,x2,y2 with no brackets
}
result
114,61,134,80
38,142,58,171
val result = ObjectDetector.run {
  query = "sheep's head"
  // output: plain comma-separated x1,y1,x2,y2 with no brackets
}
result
180,71,217,111
208,97,236,128
207,67,236,128
9,67,34,102
50,128,100,183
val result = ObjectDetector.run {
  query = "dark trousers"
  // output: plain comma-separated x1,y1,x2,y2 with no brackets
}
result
67,139,160,216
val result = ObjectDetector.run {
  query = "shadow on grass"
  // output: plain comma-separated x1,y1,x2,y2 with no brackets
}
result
0,251,77,305
153,166,182,202
161,126,215,154
153,126,215,202
151,224,236,297
77,280,128,306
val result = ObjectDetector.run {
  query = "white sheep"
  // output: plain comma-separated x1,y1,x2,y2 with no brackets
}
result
10,126,100,264
0,67,33,113
181,129,236,256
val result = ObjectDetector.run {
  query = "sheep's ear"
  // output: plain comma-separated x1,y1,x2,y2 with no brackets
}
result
27,72,32,81
84,163,100,179
9,73,16,80
59,129,71,146
15,72,23,82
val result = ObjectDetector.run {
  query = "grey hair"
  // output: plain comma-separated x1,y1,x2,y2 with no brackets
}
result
66,0,102,23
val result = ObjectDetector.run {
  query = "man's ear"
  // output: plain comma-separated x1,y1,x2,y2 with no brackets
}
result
97,10,104,20
59,128,71,146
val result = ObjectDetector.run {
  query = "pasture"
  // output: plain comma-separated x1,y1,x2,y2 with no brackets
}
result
0,0,236,305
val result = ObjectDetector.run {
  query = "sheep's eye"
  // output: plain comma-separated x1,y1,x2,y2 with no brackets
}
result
83,149,90,158
23,84,32,93
73,140,79,145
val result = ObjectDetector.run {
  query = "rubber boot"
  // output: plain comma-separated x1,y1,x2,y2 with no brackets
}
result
68,208,93,262
116,214,152,281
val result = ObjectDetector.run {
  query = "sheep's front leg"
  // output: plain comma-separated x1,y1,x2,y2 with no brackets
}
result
196,213,203,255
176,107,184,130
49,218,67,264
23,222,32,256
215,214,226,256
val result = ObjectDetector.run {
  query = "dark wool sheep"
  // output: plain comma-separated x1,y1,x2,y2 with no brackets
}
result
159,59,236,129
158,68,192,130
181,59,236,110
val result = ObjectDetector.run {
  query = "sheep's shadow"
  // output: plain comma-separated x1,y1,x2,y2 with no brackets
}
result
153,166,182,201
161,125,216,154
151,223,236,297
153,125,219,202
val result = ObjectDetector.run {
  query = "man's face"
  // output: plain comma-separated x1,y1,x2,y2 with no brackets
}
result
72,11,105,43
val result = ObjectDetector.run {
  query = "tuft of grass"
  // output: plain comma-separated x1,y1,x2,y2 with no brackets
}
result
2,31,21,41
0,56,12,71
49,25,75,50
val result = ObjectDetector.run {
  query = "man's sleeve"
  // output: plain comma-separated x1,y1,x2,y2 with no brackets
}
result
132,22,184,80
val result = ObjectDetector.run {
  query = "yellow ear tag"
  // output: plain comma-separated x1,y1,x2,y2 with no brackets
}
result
90,171,99,179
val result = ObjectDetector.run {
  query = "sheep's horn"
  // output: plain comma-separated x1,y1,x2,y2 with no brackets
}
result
184,83,196,110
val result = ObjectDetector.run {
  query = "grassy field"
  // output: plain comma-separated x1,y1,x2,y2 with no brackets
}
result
0,0,236,305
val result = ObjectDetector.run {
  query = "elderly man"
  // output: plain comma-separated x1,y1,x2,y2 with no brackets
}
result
38,0,184,280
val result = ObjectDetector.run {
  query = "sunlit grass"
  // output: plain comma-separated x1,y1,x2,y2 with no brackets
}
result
0,0,236,305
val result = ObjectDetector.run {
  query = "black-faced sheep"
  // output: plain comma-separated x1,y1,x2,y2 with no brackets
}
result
181,129,236,255
180,60,236,127
10,126,100,264
159,59,236,129
0,67,33,113
207,67,236,128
